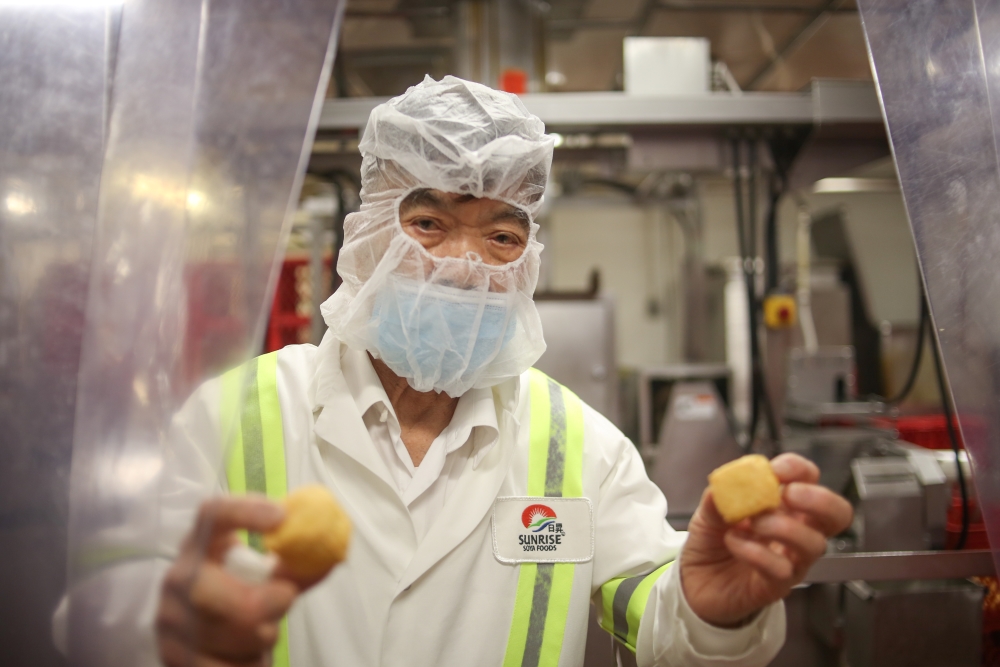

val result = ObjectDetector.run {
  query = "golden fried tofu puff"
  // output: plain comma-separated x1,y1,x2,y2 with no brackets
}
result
708,454,782,524
264,485,352,579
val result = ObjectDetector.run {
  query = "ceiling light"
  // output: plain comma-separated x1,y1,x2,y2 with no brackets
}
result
186,191,206,210
813,178,898,194
5,192,36,216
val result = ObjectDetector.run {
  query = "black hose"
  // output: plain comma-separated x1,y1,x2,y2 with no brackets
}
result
746,141,780,448
731,140,748,263
731,137,780,450
748,141,758,260
929,312,969,550
878,292,928,405
764,178,782,294
731,139,756,447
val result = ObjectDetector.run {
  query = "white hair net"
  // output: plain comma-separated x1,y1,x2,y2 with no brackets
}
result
321,75,554,396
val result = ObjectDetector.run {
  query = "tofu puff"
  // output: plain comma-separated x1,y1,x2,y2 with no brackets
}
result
265,485,352,579
707,455,782,524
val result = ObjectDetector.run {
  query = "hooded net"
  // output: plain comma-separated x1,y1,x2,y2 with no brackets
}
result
321,75,554,396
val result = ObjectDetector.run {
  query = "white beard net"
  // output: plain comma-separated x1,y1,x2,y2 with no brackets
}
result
320,75,554,397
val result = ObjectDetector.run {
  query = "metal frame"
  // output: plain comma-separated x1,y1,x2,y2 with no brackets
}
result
804,550,996,583
317,80,882,132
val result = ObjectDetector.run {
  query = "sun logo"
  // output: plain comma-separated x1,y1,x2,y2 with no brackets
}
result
521,504,557,532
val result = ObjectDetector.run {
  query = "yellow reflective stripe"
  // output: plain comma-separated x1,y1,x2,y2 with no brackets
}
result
624,562,672,649
275,618,291,667
599,562,674,652
526,368,551,496
504,368,586,667
599,577,623,636
561,384,585,498
504,370,550,667
536,384,584,663
254,352,290,667
221,364,249,546
503,562,539,667
538,562,575,665
221,353,290,667
257,352,287,501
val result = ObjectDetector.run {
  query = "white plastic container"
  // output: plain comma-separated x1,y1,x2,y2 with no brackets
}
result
623,37,711,95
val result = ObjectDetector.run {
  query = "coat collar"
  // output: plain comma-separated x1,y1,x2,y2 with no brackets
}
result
311,335,397,493
395,397,518,593
311,330,521,457
310,331,522,589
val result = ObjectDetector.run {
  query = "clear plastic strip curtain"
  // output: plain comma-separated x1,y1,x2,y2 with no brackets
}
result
0,5,116,665
858,0,1000,570
1,0,343,664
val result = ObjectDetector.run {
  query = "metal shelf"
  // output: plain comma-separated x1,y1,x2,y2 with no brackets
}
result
804,550,996,583
317,80,882,132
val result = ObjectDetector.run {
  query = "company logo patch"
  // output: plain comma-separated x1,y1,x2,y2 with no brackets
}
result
522,504,558,531
493,497,594,564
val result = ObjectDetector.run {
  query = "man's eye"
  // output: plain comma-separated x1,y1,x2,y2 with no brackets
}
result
414,218,437,230
494,233,518,245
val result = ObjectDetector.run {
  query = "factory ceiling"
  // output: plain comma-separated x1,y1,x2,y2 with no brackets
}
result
335,0,870,97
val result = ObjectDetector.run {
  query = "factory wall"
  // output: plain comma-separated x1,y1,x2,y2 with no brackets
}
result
541,178,918,376
806,190,920,327
542,196,674,367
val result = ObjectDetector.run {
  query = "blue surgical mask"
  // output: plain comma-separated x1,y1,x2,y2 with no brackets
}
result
368,275,516,396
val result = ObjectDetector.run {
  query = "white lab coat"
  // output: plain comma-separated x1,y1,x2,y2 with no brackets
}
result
58,334,785,667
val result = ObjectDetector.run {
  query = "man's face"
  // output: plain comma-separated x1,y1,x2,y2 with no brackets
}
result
398,189,529,266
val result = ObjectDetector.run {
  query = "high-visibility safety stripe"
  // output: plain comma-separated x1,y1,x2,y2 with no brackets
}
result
599,561,674,653
503,368,586,667
221,351,290,667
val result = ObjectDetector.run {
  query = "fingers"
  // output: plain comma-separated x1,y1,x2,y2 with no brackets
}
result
750,512,827,567
722,485,850,587
770,454,852,535
188,563,296,624
184,497,285,563
157,497,296,667
159,616,274,667
162,561,295,662
194,496,284,549
783,482,854,536
770,453,820,485
272,560,335,593
693,487,727,528
159,634,270,667
723,531,794,581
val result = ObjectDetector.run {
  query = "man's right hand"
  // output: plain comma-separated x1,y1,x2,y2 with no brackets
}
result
156,496,306,667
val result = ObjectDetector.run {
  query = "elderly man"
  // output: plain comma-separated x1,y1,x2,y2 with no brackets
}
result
153,76,852,667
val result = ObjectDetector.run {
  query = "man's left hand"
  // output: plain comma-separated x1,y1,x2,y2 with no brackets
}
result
679,453,853,628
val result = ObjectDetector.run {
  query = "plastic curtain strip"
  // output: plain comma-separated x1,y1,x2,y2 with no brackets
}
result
0,5,116,665
858,0,1000,570
63,1,344,664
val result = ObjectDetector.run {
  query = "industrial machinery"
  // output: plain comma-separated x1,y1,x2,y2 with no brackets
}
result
640,365,741,529
6,0,1000,665
534,294,619,427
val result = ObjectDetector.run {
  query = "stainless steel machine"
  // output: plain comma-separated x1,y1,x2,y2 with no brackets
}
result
845,579,985,667
653,383,740,523
534,296,619,426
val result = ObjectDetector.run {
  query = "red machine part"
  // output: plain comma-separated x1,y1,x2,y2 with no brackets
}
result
266,256,332,353
181,262,249,395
